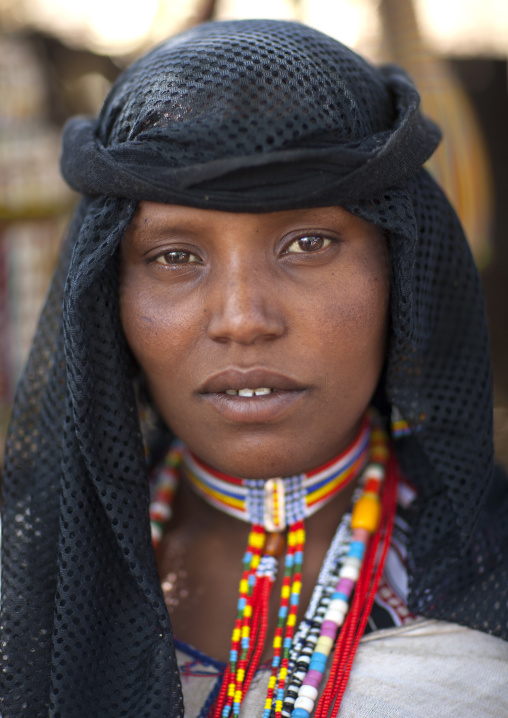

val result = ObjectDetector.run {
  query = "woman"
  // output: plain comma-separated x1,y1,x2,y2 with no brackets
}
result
1,19,507,718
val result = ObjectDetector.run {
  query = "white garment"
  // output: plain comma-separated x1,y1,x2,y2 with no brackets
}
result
176,620,508,717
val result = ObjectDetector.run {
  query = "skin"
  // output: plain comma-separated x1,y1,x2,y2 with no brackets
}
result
119,201,390,658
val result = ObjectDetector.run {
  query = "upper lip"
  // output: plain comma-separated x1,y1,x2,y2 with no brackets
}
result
199,368,307,394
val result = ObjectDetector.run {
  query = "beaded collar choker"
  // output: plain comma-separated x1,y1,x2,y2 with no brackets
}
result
180,415,370,532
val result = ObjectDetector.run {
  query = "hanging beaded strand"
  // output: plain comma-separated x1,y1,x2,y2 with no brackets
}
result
213,521,306,718
263,521,305,718
216,524,268,718
149,442,182,549
281,508,355,718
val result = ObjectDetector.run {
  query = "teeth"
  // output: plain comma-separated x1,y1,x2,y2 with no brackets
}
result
225,388,273,397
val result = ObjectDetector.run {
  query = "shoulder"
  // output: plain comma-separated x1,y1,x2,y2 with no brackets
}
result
343,619,508,717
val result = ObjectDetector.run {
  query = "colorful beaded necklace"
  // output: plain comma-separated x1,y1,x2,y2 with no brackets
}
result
149,412,398,718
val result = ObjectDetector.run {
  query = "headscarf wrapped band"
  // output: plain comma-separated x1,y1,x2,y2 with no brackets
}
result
61,66,440,210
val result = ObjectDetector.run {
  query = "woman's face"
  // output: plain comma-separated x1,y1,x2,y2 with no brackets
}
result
119,202,390,479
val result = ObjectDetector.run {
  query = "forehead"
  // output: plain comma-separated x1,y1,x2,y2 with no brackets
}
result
126,201,379,237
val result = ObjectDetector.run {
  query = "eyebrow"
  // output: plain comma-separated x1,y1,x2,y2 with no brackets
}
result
127,218,204,245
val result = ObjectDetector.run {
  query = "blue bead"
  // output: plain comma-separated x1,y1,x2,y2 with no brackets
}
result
348,541,365,559
332,591,349,603
290,594,299,605
313,651,328,663
277,688,285,701
237,597,247,610
295,551,303,563
284,637,292,648
309,652,328,672
309,660,326,673
229,650,238,661
272,655,281,667
279,606,288,618
292,708,310,718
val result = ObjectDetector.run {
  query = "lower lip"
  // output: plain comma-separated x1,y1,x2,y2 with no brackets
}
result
200,389,307,423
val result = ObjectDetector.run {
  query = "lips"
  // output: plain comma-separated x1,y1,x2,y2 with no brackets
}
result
199,368,307,394
198,368,308,423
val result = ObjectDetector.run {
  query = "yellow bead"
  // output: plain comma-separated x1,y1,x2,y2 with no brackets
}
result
274,636,282,648
251,533,264,548
244,605,252,618
232,628,240,642
282,585,290,599
371,446,389,462
351,494,381,533
287,614,297,626
315,635,334,654
293,580,302,595
240,580,248,594
237,669,245,682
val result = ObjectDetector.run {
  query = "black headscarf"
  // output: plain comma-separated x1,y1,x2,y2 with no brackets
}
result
2,20,507,718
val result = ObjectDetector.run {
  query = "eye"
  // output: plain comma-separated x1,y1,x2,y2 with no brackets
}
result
285,236,332,254
154,250,200,266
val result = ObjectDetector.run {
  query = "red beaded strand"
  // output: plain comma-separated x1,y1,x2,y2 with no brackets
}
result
219,525,266,718
273,521,305,718
314,451,398,718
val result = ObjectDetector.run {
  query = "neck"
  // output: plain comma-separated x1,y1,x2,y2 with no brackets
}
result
180,413,371,531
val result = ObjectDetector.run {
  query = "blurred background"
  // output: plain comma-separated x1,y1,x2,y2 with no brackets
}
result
0,0,507,465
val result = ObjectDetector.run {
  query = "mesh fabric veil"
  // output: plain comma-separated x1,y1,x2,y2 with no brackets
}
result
2,20,507,718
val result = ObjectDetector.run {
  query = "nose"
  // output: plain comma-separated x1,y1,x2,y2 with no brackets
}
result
206,263,285,345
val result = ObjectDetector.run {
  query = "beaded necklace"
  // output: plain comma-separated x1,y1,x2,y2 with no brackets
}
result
180,413,371,528
149,412,398,718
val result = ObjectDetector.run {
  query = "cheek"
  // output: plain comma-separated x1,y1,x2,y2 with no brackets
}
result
315,258,389,391
119,275,189,378
119,282,201,436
